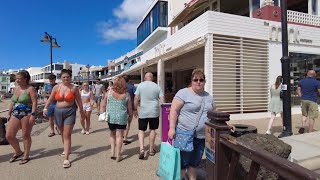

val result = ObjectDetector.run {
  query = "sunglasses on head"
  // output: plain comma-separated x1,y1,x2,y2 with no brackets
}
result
192,78,205,83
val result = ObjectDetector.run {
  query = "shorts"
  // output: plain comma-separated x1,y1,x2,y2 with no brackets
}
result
138,117,159,131
301,100,319,119
108,123,127,131
83,103,92,112
94,96,102,103
180,138,205,169
54,105,77,127
47,104,56,117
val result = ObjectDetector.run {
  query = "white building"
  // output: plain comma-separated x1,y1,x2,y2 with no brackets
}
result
29,61,87,84
0,74,11,93
111,0,320,115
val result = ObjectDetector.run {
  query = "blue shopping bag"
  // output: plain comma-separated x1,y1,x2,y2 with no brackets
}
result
157,142,181,180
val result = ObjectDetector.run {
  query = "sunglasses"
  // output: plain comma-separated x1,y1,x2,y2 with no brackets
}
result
192,78,205,83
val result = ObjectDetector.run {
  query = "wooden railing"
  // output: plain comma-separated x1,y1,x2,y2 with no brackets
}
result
219,134,320,180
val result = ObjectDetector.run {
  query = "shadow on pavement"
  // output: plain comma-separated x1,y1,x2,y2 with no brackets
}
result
0,148,46,163
31,145,82,161
91,127,109,134
71,145,110,163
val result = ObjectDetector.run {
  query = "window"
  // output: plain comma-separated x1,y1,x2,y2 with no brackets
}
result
80,67,82,70
1,86,6,90
137,1,168,45
55,64,63,70
1,77,6,82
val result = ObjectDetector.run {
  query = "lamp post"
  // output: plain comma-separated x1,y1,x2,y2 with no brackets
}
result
40,32,61,74
86,64,90,83
78,71,81,86
279,0,293,138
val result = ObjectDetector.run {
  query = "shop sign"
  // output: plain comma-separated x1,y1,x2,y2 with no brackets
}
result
269,24,313,45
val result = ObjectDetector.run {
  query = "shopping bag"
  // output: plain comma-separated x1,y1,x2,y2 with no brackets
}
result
98,112,107,122
157,142,181,180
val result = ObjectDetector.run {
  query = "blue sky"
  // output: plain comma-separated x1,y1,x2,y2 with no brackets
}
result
0,0,153,70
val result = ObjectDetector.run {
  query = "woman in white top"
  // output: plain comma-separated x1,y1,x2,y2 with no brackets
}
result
80,81,94,135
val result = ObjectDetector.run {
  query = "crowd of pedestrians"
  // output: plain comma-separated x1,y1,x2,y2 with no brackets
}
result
5,67,320,180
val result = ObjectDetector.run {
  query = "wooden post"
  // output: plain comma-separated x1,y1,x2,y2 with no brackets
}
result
205,111,231,180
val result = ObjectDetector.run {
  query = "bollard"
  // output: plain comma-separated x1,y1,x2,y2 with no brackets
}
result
205,111,231,180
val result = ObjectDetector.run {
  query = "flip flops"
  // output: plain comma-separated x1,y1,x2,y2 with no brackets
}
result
63,160,71,168
9,152,24,163
19,158,30,165
116,156,123,162
149,149,156,156
138,150,144,160
48,132,55,137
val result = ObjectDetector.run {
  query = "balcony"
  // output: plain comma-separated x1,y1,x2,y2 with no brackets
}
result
253,5,320,28
287,10,320,27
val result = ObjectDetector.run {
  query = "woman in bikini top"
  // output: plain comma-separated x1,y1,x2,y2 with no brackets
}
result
43,69,85,168
6,70,37,165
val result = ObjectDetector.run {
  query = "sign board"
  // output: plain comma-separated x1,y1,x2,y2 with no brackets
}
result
161,103,171,142
205,126,216,163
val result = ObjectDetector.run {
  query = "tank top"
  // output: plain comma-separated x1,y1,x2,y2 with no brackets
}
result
81,90,91,100
107,92,128,125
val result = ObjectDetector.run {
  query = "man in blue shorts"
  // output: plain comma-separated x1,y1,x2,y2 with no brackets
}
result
44,74,59,137
297,70,320,134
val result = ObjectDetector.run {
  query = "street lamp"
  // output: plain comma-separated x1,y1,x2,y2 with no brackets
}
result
279,0,293,138
86,64,90,83
78,71,81,85
40,32,61,74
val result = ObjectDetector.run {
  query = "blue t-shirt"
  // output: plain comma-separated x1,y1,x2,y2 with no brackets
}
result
298,77,320,102
135,81,164,118
44,83,57,105
127,83,136,110
174,88,214,139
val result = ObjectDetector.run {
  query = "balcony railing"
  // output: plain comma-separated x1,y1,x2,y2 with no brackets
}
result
288,10,320,27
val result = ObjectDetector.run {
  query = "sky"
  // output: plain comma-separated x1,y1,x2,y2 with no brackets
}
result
0,0,153,70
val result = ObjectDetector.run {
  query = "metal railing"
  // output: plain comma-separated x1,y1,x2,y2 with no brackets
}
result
288,10,320,26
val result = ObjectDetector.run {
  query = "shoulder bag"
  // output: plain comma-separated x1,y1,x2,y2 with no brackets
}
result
173,98,205,152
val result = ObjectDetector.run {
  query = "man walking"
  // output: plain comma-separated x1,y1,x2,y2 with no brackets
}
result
134,72,164,159
297,70,320,133
44,74,59,137
93,79,105,115
123,75,136,145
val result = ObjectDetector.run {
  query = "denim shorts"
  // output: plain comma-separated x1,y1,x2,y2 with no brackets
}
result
180,138,205,169
47,104,56,117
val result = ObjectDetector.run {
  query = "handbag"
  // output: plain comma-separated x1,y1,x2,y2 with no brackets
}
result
98,90,110,122
157,142,181,180
173,98,205,152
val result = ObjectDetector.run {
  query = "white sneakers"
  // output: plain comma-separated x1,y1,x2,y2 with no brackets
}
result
81,129,90,135
266,130,272,135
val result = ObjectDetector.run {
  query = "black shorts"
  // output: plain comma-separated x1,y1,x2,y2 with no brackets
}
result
108,123,127,131
138,117,159,131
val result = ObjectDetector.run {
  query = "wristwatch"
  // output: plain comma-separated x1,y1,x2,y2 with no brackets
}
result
31,112,36,117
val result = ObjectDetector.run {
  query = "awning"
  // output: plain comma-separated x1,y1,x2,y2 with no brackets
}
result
146,36,206,65
168,0,208,27
120,61,147,75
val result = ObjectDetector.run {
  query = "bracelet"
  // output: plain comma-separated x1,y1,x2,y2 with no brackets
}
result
43,108,48,111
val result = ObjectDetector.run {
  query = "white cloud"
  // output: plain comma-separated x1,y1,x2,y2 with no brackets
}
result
99,0,153,42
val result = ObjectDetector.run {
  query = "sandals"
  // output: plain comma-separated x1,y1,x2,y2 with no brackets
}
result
149,149,156,156
63,160,71,168
48,132,55,137
9,152,24,163
110,156,116,160
123,140,131,145
138,150,144,160
19,158,30,165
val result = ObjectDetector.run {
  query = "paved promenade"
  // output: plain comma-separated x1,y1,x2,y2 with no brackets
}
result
0,112,161,180
1,97,320,179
